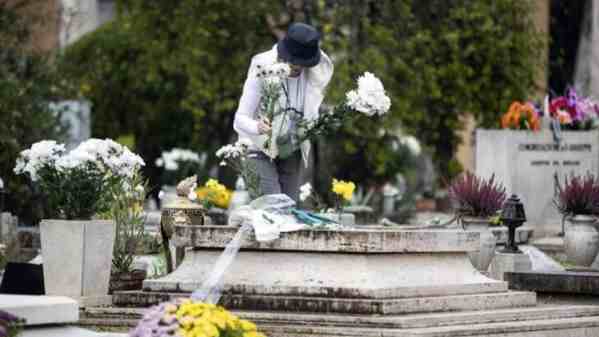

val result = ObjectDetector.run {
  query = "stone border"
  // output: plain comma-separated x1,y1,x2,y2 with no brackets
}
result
172,226,480,253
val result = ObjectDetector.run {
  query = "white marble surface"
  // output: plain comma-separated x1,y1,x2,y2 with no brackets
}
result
476,129,599,236
0,294,78,325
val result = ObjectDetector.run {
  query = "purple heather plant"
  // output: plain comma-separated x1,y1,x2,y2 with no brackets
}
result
554,173,599,216
0,310,24,337
448,172,507,218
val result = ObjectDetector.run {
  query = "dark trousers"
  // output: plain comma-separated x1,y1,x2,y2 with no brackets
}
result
247,150,302,202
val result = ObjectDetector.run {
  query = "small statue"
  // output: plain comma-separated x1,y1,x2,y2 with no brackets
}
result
176,175,197,197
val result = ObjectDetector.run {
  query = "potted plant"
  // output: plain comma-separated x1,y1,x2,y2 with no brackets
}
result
554,173,599,266
449,172,507,271
103,170,149,293
14,138,145,301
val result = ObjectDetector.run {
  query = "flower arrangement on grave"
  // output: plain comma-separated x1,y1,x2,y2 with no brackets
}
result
129,299,266,337
216,140,261,199
155,148,206,187
548,88,599,130
0,310,23,337
253,66,391,158
299,178,356,212
14,138,145,220
554,173,599,217
194,179,232,209
448,172,507,221
500,101,541,131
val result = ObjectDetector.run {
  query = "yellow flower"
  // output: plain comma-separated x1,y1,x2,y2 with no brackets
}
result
243,331,266,337
239,319,257,331
331,179,355,201
196,179,232,209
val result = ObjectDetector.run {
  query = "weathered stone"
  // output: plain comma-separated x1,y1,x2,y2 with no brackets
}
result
506,270,599,295
40,219,115,303
476,129,599,236
0,294,78,325
143,250,506,298
171,226,481,252
489,252,533,280
82,305,599,337
491,226,533,244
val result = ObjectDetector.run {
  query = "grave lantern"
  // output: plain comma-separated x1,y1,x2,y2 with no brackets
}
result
499,194,526,254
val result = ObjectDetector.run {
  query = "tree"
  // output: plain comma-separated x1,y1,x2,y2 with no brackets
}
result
0,0,70,224
61,0,281,189
316,0,543,183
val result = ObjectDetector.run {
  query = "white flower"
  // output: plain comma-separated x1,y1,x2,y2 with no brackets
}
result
219,161,227,166
299,183,312,202
55,148,98,171
346,72,391,116
156,148,201,172
158,190,165,199
187,190,197,201
401,136,421,156
215,140,249,160
256,62,291,79
0,177,4,190
13,140,66,181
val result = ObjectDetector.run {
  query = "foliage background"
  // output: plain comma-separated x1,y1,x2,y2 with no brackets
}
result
0,0,71,225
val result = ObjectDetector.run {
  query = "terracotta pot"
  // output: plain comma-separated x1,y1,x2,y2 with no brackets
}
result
564,215,599,266
462,217,496,272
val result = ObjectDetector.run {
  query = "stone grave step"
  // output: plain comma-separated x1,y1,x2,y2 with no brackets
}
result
0,294,78,326
81,305,599,330
506,270,599,295
80,305,599,337
113,290,535,315
259,316,599,337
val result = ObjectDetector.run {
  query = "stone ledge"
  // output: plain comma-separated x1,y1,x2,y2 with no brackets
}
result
172,226,480,253
506,271,599,295
0,294,79,326
113,290,536,315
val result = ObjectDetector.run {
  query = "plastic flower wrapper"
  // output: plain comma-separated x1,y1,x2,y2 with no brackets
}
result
129,299,266,337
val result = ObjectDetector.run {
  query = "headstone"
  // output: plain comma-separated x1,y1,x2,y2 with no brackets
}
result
50,100,91,150
476,129,599,236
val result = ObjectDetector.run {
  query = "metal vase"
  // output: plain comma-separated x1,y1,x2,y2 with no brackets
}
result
462,217,496,272
564,215,599,267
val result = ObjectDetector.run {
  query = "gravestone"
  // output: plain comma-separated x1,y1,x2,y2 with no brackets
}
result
50,100,91,150
476,129,599,236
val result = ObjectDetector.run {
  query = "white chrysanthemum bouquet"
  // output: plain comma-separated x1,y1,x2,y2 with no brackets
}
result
253,67,391,158
216,139,261,198
298,72,391,141
14,138,145,220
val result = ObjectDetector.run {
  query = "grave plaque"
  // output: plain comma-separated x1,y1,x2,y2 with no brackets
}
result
476,129,599,235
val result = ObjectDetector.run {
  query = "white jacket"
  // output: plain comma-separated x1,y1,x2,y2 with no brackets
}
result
233,45,334,166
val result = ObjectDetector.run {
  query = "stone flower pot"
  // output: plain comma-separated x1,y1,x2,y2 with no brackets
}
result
40,219,115,300
462,217,496,272
109,269,147,294
564,215,599,266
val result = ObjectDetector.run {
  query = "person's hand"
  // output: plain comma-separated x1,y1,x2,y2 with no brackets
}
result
258,117,271,134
